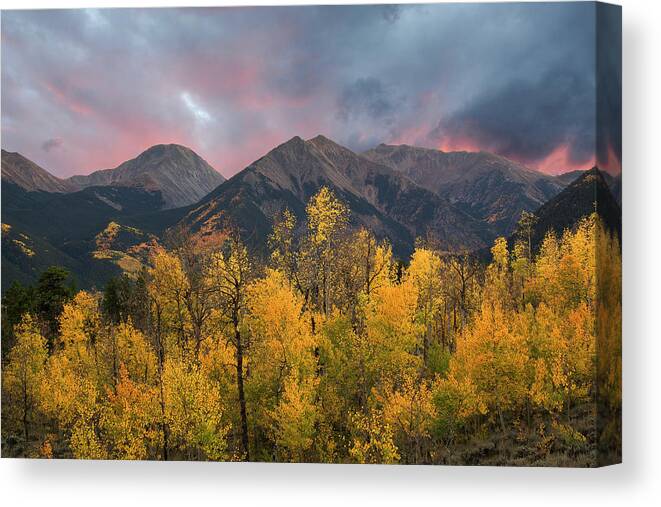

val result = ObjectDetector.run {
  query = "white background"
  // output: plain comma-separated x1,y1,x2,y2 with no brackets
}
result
0,0,659,505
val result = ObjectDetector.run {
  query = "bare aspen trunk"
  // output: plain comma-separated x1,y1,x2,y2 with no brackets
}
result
22,381,29,444
153,303,169,461
235,314,250,461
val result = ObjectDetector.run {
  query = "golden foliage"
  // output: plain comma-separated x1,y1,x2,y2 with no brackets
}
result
349,409,400,464
2,315,48,441
2,182,620,466
101,364,160,460
162,359,229,460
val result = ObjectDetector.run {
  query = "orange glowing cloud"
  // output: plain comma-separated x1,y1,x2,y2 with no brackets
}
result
435,136,484,154
534,143,596,175
389,122,610,175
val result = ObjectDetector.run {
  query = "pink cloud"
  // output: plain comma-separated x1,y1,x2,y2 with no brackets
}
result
534,143,596,175
41,81,94,117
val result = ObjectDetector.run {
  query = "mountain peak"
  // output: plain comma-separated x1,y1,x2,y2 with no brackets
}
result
134,143,205,162
307,134,335,144
524,164,621,250
577,166,609,186
584,165,601,176
267,136,309,156
67,144,225,209
184,134,491,256
283,135,305,146
1,149,77,193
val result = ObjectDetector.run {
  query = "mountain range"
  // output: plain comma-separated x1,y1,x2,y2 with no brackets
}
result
183,135,492,256
1,137,620,291
363,144,567,236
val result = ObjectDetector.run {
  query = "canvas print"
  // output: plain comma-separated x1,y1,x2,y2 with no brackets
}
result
0,2,621,466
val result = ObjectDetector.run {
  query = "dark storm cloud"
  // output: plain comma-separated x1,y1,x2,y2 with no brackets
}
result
423,2,606,171
596,3,622,170
380,5,401,23
1,3,618,177
433,70,596,166
41,138,63,152
338,77,401,123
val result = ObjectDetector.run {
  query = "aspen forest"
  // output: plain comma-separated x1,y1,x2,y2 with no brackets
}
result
1,187,621,466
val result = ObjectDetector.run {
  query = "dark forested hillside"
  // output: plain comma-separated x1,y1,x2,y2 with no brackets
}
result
525,167,621,250
1,180,189,290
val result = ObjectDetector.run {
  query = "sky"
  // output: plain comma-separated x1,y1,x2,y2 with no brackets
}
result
1,3,621,179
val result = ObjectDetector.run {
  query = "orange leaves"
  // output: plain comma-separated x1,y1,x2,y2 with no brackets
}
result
102,364,160,460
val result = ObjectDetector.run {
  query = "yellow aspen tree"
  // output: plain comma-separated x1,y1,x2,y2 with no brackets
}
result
380,376,437,464
484,237,512,306
148,248,191,358
556,220,595,310
146,247,191,460
245,268,317,456
162,358,229,461
408,248,443,365
58,291,101,348
101,364,160,460
304,186,349,316
37,292,107,458
39,349,104,459
529,231,561,307
353,228,393,299
524,303,569,414
2,315,48,447
57,291,102,382
269,376,319,462
447,302,528,430
348,409,400,464
269,208,299,287
67,378,106,459
113,321,159,384
526,304,594,419
363,278,421,394
206,235,252,460
512,241,532,307
247,269,316,382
